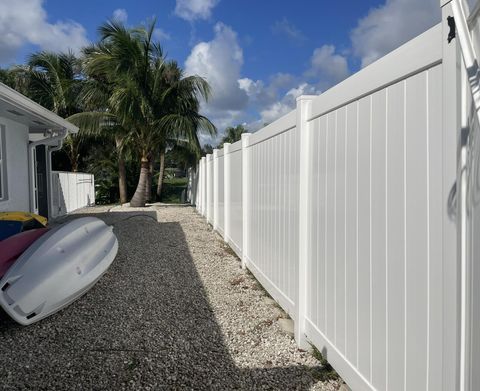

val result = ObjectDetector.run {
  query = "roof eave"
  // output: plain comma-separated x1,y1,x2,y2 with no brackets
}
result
0,82,79,134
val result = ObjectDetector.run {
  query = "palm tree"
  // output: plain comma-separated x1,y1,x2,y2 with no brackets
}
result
153,61,208,200
23,51,85,171
217,124,248,148
67,109,130,203
0,66,31,96
67,69,131,204
84,20,215,207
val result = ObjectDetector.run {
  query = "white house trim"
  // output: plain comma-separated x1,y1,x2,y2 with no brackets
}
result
0,83,78,134
0,82,79,218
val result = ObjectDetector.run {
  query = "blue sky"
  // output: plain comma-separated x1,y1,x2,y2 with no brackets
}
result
0,0,441,144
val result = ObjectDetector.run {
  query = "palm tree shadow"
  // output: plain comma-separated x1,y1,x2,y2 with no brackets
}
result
0,211,327,389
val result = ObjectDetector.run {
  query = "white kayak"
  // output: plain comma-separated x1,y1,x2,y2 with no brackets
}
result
0,217,118,325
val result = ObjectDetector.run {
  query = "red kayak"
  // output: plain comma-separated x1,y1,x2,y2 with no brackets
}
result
0,228,48,278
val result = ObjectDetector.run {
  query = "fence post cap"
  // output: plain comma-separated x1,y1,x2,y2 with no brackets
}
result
241,132,251,147
296,94,317,103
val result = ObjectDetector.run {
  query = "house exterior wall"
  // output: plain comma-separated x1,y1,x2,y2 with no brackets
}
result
0,116,30,213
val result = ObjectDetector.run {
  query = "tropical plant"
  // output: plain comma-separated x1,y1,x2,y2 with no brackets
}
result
67,68,131,204
22,51,85,171
0,66,30,95
83,136,139,204
217,124,248,147
83,20,216,207
202,144,214,155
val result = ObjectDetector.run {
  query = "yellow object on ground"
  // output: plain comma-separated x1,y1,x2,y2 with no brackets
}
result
0,212,47,227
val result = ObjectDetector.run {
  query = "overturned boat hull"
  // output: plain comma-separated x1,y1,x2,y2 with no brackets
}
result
0,217,118,325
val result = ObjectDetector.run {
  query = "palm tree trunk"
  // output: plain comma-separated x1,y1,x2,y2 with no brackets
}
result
115,136,127,204
156,148,166,200
146,158,153,203
130,157,149,207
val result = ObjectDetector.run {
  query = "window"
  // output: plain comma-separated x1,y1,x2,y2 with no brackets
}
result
0,125,7,201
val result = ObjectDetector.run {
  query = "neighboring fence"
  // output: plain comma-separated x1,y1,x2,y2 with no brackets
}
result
192,7,467,391
51,171,95,218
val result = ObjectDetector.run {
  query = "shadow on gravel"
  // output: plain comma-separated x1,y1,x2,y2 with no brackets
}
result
0,211,322,389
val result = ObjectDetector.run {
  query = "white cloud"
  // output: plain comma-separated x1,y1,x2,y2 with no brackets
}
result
112,8,128,23
259,102,292,125
351,0,440,67
239,73,297,110
307,45,350,88
247,82,320,128
238,45,348,128
153,28,171,41
0,0,89,63
175,0,219,21
272,18,306,43
185,22,248,111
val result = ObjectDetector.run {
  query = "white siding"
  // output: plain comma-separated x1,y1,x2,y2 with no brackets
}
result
51,172,95,217
0,116,29,212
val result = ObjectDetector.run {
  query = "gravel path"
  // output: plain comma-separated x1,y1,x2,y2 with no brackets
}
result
0,205,343,390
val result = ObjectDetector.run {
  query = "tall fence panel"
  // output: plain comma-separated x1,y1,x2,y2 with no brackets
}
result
51,171,95,218
305,29,446,388
192,16,462,390
245,111,299,317
224,141,243,257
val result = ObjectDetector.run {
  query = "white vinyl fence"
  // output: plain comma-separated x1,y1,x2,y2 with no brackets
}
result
192,4,476,390
51,171,95,218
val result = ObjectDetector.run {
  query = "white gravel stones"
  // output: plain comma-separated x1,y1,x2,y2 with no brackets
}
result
0,205,344,390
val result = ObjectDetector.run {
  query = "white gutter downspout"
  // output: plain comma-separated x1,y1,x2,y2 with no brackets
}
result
27,129,68,215
46,139,65,218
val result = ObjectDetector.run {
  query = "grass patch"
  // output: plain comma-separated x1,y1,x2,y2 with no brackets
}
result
309,343,340,382
160,177,188,204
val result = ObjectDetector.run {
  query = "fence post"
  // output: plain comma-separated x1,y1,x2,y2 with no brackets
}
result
193,163,199,207
295,95,316,348
439,1,463,389
241,133,252,269
197,160,202,212
201,156,206,216
213,149,219,230
198,159,202,213
224,143,232,244
206,154,213,222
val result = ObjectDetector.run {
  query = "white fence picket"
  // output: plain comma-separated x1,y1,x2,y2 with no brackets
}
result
50,171,95,218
